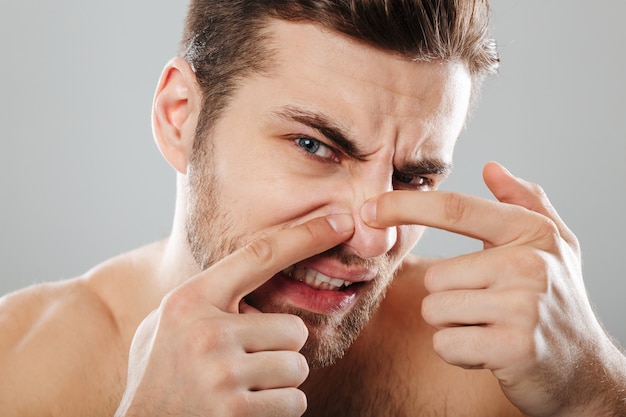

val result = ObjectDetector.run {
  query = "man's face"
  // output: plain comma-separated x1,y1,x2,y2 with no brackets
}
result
185,19,472,367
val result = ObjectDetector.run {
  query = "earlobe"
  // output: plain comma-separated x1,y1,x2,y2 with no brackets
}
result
152,57,200,175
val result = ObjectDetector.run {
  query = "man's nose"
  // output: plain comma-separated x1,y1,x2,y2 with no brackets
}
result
340,209,397,260
335,167,397,259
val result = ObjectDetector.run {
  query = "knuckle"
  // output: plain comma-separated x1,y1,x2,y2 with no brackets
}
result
184,316,236,356
296,353,310,379
212,359,241,390
431,330,451,358
245,388,307,417
565,232,582,257
300,219,331,243
510,330,538,363
284,352,310,384
527,181,547,199
287,388,308,416
231,392,255,417
160,289,193,320
530,215,560,245
241,236,275,268
511,247,550,291
522,179,553,212
510,290,542,321
422,264,439,293
199,317,234,345
442,192,468,225
420,294,438,325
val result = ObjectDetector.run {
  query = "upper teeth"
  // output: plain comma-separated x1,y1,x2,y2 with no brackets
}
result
282,266,353,291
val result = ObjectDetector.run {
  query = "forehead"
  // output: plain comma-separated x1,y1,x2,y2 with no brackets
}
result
233,19,471,162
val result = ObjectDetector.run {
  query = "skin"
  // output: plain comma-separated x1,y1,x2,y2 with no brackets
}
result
1,18,625,417
360,164,626,417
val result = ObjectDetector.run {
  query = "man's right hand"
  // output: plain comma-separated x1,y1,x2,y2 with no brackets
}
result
114,214,355,417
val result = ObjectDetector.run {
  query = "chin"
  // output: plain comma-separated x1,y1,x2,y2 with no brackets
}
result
247,283,387,369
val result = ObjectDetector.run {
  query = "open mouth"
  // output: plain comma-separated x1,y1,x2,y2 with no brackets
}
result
282,265,355,291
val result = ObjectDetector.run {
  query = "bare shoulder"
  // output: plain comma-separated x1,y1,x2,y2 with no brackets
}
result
0,276,127,415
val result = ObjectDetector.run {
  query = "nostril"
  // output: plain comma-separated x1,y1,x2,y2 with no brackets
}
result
342,219,397,260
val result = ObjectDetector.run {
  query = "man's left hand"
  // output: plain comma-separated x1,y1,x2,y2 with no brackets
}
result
361,161,626,417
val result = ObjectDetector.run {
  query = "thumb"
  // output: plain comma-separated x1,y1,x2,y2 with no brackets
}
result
482,161,535,209
483,161,580,255
483,161,555,215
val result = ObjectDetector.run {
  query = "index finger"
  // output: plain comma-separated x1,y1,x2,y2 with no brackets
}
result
196,213,355,312
361,190,545,248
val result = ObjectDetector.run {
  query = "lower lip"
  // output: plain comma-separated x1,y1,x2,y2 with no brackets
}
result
263,272,359,314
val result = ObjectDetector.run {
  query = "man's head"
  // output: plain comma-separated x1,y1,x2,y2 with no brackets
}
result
153,0,497,367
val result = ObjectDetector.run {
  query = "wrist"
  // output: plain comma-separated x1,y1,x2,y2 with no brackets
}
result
554,338,626,417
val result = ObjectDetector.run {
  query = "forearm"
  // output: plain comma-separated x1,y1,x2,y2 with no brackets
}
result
592,342,626,417
557,340,626,417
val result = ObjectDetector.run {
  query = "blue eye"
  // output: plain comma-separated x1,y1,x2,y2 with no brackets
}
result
296,137,321,154
295,137,336,160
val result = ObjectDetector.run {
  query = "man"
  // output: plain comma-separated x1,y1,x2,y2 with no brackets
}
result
1,0,624,416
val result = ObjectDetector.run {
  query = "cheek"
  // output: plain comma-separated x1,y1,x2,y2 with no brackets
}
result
218,164,342,236
214,138,357,235
392,224,426,261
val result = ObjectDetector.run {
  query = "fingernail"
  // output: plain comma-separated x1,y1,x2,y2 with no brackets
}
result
360,200,377,224
327,213,354,233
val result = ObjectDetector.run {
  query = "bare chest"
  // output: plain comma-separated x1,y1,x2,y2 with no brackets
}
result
301,305,521,417
302,331,460,417
303,342,520,417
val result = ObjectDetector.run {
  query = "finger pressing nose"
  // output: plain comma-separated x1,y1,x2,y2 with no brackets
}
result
340,204,396,259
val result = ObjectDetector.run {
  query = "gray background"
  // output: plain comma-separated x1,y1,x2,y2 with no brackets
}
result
1,1,624,347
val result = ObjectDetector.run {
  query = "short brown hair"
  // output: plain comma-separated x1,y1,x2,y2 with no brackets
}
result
181,0,499,146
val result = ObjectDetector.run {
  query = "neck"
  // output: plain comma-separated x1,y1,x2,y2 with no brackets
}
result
157,175,202,292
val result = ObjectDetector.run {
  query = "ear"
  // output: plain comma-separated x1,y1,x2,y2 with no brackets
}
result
152,57,201,175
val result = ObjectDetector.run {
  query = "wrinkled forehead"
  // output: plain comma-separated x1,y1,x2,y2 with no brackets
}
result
230,19,472,164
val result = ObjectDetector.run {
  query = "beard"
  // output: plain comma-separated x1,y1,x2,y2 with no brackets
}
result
185,142,396,368
246,247,393,368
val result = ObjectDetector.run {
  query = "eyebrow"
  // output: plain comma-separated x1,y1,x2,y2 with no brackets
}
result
395,158,453,179
272,104,453,177
272,105,368,160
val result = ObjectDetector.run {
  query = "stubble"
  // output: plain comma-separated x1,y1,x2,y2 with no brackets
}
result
185,139,395,368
